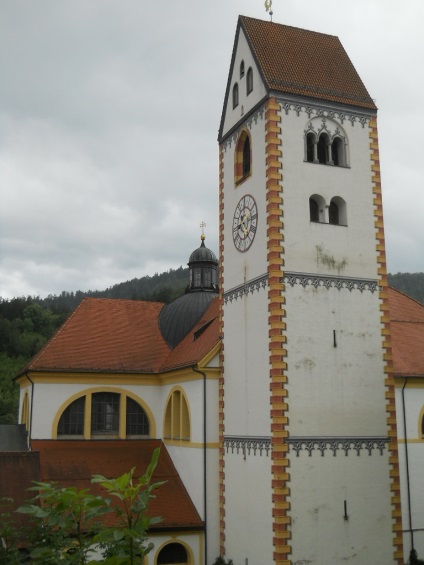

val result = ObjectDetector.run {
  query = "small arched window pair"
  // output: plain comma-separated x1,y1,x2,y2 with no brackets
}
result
309,195,347,226
234,129,251,184
305,132,347,167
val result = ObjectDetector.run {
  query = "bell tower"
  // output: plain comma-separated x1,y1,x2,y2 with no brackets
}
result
218,16,401,564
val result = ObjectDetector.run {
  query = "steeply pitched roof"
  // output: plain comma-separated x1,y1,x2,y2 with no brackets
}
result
23,296,220,376
30,439,203,530
241,16,376,110
219,16,375,140
389,287,424,377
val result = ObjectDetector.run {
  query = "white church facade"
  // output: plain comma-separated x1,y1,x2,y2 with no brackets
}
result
5,14,424,565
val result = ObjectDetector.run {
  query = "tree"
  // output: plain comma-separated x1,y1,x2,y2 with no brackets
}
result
16,448,163,564
91,447,164,564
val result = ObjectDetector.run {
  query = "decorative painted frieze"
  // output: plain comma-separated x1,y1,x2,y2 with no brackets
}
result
277,96,371,128
282,271,379,293
222,106,266,151
224,435,272,458
287,436,389,457
224,435,389,458
223,273,268,303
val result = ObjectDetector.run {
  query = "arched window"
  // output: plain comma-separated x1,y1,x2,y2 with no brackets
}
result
242,135,251,177
329,196,347,226
421,413,424,437
331,137,346,167
157,542,188,564
240,60,245,78
309,194,326,223
306,132,316,163
317,133,330,164
309,198,319,222
126,397,149,436
246,67,253,95
232,83,239,109
234,129,251,185
57,392,150,439
164,389,190,441
92,392,119,435
304,118,349,167
58,396,85,436
329,200,339,225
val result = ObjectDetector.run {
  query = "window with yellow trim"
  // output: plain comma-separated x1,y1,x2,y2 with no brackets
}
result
157,542,189,564
164,389,190,441
234,129,251,185
57,393,149,439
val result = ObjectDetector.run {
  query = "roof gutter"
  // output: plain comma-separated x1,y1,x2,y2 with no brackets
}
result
193,364,207,565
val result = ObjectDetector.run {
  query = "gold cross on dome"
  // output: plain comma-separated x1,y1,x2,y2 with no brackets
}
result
200,221,206,240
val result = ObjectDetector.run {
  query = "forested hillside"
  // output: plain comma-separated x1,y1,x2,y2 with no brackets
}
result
0,267,189,425
387,272,424,304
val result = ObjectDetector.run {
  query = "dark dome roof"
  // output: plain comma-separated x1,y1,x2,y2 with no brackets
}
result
159,291,218,349
189,239,218,264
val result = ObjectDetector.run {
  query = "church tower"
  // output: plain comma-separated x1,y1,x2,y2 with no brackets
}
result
218,16,401,564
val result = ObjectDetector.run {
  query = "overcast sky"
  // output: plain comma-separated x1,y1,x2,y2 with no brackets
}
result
0,1,423,300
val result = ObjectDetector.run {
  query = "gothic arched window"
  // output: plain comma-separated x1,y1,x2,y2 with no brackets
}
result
246,67,253,95
240,60,245,78
232,83,239,109
234,129,252,185
164,389,190,441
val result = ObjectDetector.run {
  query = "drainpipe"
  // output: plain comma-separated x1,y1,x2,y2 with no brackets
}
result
402,377,414,551
193,365,207,565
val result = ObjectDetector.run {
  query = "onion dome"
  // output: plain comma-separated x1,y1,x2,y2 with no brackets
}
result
187,234,218,292
159,234,219,349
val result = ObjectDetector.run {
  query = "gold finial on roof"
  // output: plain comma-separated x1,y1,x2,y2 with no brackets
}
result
200,221,206,241
264,0,273,21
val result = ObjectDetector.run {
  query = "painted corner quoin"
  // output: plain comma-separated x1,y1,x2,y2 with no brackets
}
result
218,142,226,557
369,116,403,563
266,97,291,564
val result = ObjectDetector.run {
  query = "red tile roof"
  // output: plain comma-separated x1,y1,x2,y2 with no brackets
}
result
30,440,203,530
23,296,219,376
161,298,219,371
240,16,376,110
389,287,424,377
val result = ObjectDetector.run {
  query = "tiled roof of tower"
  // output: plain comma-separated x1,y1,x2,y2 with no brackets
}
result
240,16,376,111
30,440,203,530
389,287,424,377
24,298,170,373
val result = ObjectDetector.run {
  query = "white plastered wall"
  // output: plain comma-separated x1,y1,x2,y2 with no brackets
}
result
222,28,267,137
281,109,378,278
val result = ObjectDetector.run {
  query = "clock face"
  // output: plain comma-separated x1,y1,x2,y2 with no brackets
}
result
232,194,258,252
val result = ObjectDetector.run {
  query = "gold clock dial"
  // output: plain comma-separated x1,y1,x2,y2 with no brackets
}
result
232,194,258,252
